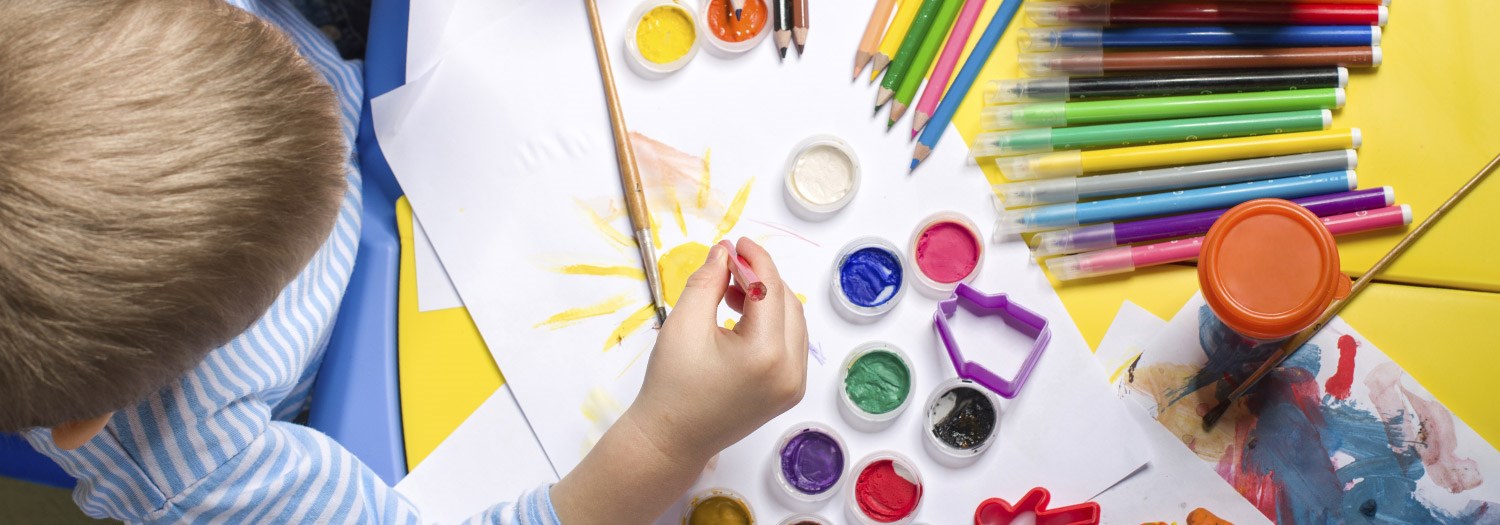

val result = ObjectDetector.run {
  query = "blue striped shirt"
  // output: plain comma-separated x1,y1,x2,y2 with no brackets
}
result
22,2,557,523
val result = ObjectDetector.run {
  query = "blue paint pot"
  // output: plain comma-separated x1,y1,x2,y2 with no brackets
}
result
831,237,906,323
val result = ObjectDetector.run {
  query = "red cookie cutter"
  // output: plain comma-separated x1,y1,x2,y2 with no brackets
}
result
973,487,1101,525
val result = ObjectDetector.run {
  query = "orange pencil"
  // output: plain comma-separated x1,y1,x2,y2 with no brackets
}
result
854,0,899,79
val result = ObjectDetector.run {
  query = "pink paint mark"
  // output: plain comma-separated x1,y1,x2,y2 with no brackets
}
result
1216,419,1279,521
1402,383,1484,493
1323,335,1359,400
914,221,980,283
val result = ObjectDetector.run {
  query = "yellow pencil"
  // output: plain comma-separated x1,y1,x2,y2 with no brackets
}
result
870,0,921,82
997,128,1361,180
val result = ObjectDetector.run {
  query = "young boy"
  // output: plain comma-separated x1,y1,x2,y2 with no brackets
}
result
0,1,809,523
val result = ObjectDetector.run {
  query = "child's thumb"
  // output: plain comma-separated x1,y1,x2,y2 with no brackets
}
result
671,243,730,323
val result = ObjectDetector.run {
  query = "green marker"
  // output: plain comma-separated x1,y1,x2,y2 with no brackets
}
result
876,0,947,110
971,109,1333,158
889,0,964,127
981,87,1345,131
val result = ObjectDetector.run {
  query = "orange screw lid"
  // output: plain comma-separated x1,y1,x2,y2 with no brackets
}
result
1199,199,1352,341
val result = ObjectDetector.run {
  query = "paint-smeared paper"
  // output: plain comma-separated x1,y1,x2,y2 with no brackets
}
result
1123,294,1500,523
1090,301,1272,525
371,0,1150,521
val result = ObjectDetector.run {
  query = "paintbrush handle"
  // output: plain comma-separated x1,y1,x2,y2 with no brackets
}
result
1222,151,1500,404
583,0,651,230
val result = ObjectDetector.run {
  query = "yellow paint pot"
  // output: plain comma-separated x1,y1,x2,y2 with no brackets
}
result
626,0,699,76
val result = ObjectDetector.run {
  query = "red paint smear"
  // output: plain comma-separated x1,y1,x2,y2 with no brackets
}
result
914,221,979,284
1323,335,1358,400
855,459,921,522
1217,419,1279,521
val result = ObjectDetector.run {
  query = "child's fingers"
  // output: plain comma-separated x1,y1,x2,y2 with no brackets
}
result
668,243,731,327
726,287,746,314
730,237,785,344
782,282,809,367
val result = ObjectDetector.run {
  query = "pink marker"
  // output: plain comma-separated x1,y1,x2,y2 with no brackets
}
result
720,240,766,301
912,0,988,138
1047,204,1411,281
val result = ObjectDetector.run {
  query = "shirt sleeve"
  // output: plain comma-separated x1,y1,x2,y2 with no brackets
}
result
143,421,562,525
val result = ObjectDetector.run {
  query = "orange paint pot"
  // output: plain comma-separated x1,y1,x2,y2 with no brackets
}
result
699,0,770,54
1199,199,1351,342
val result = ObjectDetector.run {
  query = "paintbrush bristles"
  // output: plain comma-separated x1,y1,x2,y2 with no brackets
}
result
1201,151,1500,430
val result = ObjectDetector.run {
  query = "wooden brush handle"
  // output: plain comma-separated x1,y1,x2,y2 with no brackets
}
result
583,0,650,230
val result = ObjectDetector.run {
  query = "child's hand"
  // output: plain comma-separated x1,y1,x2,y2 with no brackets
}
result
630,237,810,462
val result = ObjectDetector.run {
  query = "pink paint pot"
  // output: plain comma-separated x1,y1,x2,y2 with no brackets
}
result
908,212,985,297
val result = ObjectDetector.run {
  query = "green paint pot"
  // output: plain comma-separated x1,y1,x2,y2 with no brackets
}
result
838,342,914,432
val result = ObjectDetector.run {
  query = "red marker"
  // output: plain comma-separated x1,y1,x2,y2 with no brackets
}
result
720,240,766,301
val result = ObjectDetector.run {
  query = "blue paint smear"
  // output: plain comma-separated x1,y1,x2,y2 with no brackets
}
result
838,247,902,308
1178,306,1500,524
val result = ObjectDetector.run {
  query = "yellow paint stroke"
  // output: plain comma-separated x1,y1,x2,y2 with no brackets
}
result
795,292,807,304
714,177,754,242
1132,362,1243,462
578,199,635,250
658,242,711,307
1108,352,1143,384
534,294,634,329
554,264,645,281
618,343,652,379
580,387,623,424
603,303,657,352
647,209,662,250
697,149,712,209
723,318,737,330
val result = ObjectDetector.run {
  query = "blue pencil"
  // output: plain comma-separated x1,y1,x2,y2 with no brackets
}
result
1025,26,1381,50
911,0,1024,172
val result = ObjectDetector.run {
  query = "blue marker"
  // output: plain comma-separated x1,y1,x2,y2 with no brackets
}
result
993,171,1356,235
1022,26,1381,51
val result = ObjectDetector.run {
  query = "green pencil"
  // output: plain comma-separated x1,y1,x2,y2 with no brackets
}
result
889,0,963,127
876,0,946,110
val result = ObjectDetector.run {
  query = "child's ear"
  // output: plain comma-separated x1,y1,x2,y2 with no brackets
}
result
51,412,114,450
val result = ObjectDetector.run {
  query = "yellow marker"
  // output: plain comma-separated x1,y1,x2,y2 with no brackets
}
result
871,0,921,82
997,128,1361,180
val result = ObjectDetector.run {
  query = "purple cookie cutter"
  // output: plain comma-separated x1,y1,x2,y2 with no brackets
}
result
933,283,1051,399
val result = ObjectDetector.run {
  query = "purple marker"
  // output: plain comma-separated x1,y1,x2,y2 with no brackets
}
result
774,424,846,502
1031,187,1392,256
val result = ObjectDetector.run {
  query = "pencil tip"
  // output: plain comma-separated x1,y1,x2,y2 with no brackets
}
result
779,47,787,59
909,158,920,171
796,44,805,55
734,8,742,20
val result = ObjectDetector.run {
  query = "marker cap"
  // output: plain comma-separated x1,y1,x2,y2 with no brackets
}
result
995,150,1084,180
1199,199,1350,342
1045,246,1136,281
1020,50,1103,77
1030,223,1119,257
979,103,1068,131
985,78,1071,104
994,177,1079,208
971,129,1056,158
1024,0,1109,26
1019,28,1102,51
993,203,1079,237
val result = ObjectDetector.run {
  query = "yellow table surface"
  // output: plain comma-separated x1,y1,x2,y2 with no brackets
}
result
397,2,1500,468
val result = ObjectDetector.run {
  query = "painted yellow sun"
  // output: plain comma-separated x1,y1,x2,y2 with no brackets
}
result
532,133,753,368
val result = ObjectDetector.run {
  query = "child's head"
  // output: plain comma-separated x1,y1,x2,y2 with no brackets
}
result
0,0,348,432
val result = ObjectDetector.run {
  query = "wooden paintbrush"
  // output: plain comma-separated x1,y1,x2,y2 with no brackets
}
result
1202,151,1500,430
583,0,669,328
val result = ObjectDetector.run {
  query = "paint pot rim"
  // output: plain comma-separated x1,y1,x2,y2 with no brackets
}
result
776,514,831,525
626,0,700,76
845,451,924,525
696,0,771,55
682,487,756,525
770,422,848,505
908,212,985,297
829,237,907,323
837,342,915,432
783,134,861,218
921,378,1001,468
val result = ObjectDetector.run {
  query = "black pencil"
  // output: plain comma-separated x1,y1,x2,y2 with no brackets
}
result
773,0,792,59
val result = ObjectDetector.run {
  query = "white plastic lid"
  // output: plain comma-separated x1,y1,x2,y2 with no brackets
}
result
1400,204,1413,225
1334,88,1346,109
779,515,832,525
1346,149,1359,169
1382,186,1395,206
1351,128,1363,149
1371,46,1383,67
1346,169,1359,190
1371,26,1383,46
1378,5,1389,26
1338,67,1349,88
1321,109,1333,129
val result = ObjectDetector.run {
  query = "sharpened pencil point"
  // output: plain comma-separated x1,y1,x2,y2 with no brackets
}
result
779,47,787,59
910,159,919,172
734,8,742,20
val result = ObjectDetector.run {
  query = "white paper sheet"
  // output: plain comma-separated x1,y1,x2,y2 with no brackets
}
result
413,213,465,312
394,386,558,524
372,1,1150,521
1123,294,1500,523
406,0,519,80
1089,302,1272,525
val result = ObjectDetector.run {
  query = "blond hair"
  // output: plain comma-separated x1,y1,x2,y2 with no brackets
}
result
0,0,347,431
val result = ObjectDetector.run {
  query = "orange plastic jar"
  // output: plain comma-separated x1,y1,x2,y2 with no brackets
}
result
1199,199,1352,343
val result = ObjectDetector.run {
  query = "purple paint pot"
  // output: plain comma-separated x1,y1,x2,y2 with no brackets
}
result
770,422,847,506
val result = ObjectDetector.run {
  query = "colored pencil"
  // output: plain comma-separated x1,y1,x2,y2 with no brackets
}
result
911,0,1023,172
583,0,668,326
1047,204,1410,281
972,109,1331,158
982,88,1344,130
1022,25,1381,50
1021,46,1381,75
996,150,1357,208
994,170,1355,234
871,0,923,82
876,0,946,109
1029,186,1387,256
996,128,1360,180
986,67,1347,104
773,0,792,59
730,0,746,21
791,0,809,52
889,0,965,126
854,0,899,80
1027,1,1389,27
1202,154,1500,431
719,240,767,301
913,0,986,136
